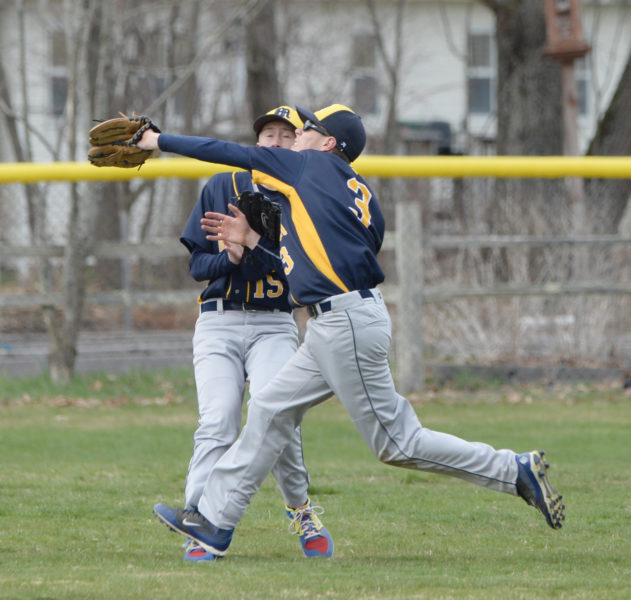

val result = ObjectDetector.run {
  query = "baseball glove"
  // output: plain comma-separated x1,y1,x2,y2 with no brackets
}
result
88,113,160,168
235,191,282,243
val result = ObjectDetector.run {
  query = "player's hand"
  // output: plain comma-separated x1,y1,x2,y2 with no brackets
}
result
224,241,244,264
136,129,160,150
201,204,261,249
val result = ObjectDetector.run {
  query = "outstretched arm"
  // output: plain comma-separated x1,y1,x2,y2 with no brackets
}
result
137,129,253,169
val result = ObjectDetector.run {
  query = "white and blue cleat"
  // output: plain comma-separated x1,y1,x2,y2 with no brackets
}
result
153,503,233,557
516,450,565,529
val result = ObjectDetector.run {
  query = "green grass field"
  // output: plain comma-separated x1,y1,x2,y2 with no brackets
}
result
1,368,630,599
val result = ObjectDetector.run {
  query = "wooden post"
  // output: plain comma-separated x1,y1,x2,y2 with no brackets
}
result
544,0,591,355
395,194,424,394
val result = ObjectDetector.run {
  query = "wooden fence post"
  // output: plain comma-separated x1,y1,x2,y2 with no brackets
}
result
395,194,424,394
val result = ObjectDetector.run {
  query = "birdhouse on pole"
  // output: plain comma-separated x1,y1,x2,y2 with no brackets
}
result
544,0,590,63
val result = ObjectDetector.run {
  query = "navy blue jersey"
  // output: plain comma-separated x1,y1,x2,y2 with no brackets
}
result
180,169,291,309
163,134,385,306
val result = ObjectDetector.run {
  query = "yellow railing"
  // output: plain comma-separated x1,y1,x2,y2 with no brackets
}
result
1,155,631,183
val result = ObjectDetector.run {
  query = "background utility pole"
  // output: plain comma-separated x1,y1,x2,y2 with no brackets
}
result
544,0,591,353
544,0,590,155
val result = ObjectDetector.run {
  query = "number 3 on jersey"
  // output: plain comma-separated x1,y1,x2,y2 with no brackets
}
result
347,177,372,227
279,224,294,276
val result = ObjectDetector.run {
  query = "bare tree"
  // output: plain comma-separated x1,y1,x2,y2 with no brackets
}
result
585,50,631,233
45,0,101,382
89,1,201,289
0,1,93,382
470,1,564,291
154,1,203,288
1,0,205,380
88,2,122,289
364,0,405,155
481,0,563,155
246,0,280,120
361,0,407,224
480,0,630,251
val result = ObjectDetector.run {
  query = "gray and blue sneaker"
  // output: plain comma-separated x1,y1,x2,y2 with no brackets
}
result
286,498,334,558
515,450,565,529
153,503,233,557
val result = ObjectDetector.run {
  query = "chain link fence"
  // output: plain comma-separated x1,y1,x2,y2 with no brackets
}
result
0,177,203,334
1,169,631,378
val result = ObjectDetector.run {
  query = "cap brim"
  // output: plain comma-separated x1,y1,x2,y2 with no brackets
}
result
253,114,297,135
295,106,322,129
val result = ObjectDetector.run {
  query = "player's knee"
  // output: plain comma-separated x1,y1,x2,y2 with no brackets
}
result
194,420,239,447
373,445,403,465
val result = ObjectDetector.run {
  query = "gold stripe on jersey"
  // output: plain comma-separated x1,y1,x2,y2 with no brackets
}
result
224,173,241,288
289,293,303,307
216,173,240,255
252,170,349,294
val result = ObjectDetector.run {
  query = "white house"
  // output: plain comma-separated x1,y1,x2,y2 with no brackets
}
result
1,0,630,260
1,0,630,162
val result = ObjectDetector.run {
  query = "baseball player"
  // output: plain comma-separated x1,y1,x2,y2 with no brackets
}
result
138,104,565,559
177,106,333,561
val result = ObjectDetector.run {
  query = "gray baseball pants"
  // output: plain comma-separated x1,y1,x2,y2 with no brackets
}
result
187,306,309,511
198,288,519,529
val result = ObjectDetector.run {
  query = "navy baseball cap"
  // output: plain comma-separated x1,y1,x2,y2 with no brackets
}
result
295,104,366,162
253,105,303,136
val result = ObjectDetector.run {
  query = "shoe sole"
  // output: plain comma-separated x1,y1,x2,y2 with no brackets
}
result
184,550,219,562
523,450,565,529
302,542,334,558
300,527,334,558
153,507,227,557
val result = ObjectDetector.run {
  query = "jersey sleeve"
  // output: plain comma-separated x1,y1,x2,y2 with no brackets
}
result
159,134,252,169
180,181,214,254
158,134,304,187
246,237,285,274
180,176,239,282
188,247,239,282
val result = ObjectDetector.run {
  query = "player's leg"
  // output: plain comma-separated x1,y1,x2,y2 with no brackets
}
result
156,318,333,558
308,301,518,492
244,312,307,507
198,339,333,531
185,311,246,510
245,312,333,557
307,297,563,527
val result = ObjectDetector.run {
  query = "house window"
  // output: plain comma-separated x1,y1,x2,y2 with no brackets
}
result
575,57,589,116
50,30,68,117
51,76,68,116
353,34,377,69
353,75,378,115
467,32,496,115
352,33,378,114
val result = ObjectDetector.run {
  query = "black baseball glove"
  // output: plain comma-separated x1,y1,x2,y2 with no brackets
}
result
88,113,161,168
235,191,282,243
